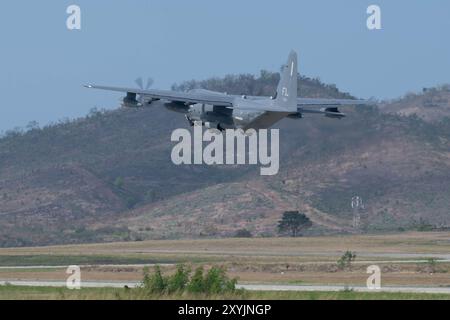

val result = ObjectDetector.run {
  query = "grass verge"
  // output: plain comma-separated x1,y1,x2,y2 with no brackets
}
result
1,285,450,300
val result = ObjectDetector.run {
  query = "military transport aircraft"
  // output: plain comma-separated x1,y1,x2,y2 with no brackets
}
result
85,51,370,131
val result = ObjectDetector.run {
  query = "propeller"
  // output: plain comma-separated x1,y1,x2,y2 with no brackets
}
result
130,77,154,107
119,77,155,108
135,77,153,90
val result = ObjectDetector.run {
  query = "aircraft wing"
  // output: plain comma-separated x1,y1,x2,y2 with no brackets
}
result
297,98,372,106
85,84,295,112
84,85,234,106
85,84,372,111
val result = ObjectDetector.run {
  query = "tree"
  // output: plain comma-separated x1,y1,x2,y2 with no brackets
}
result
26,121,40,131
278,211,312,237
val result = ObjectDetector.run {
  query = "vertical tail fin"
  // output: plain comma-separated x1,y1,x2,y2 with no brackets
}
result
275,50,298,108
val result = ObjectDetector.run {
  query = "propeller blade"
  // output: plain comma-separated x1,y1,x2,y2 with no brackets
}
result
145,78,154,90
135,77,153,90
135,77,144,89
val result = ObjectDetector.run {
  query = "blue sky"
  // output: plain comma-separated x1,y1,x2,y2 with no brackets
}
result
0,0,449,131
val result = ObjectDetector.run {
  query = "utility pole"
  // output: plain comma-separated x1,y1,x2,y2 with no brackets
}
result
351,196,364,230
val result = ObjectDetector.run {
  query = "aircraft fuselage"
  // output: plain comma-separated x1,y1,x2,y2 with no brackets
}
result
184,103,264,130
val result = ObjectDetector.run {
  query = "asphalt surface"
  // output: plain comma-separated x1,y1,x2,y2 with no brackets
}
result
1,254,449,270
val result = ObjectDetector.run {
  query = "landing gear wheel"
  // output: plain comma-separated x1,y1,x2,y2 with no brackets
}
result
185,115,194,126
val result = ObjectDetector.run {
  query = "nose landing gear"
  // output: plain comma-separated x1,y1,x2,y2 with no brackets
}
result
217,123,225,132
185,115,194,126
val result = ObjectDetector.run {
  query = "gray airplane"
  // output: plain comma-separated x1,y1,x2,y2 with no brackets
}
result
85,51,370,131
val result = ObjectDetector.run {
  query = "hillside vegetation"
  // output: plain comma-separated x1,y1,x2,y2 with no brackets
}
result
379,84,450,122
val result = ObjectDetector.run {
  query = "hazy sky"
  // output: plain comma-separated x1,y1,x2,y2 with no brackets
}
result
1,0,449,131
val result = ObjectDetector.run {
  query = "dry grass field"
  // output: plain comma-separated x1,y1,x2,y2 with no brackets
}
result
2,231,450,256
1,232,450,289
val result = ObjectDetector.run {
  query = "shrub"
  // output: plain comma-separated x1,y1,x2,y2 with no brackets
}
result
337,251,356,270
233,229,252,238
203,266,237,294
426,258,437,273
167,264,190,294
142,265,167,294
141,264,238,296
113,177,124,188
186,266,206,294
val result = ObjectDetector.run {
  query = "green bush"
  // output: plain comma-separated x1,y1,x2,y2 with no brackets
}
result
141,264,238,296
204,266,237,294
167,264,190,293
186,266,205,293
337,251,356,270
113,177,124,188
142,265,167,294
